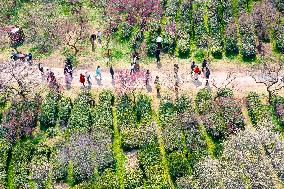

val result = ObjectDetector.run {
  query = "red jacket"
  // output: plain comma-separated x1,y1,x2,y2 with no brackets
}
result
194,67,200,74
80,74,85,83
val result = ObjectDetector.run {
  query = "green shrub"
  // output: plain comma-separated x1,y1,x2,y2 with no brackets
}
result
117,95,136,130
95,169,119,189
176,94,192,113
0,139,11,188
275,19,284,53
145,164,169,188
135,94,152,123
273,96,284,127
58,96,72,128
121,124,157,150
138,144,162,170
162,123,183,152
176,176,199,189
158,99,177,126
124,168,144,189
68,91,93,130
39,91,60,130
203,110,227,139
9,140,34,189
216,88,234,98
118,22,133,40
195,89,213,115
99,90,114,107
194,49,206,62
168,151,189,179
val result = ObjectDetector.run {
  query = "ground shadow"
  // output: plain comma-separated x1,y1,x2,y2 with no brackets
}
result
96,78,102,86
146,84,152,93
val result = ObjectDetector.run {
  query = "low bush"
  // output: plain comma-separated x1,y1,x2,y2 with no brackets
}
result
138,143,162,170
39,91,60,129
202,110,227,139
273,96,284,127
162,123,183,152
225,20,239,56
124,168,144,189
176,176,199,189
9,140,34,189
68,91,93,130
134,94,152,124
216,88,234,98
117,95,136,130
58,96,72,128
275,19,284,53
195,88,213,115
144,164,168,188
95,169,119,189
168,151,189,179
121,124,157,150
0,139,11,188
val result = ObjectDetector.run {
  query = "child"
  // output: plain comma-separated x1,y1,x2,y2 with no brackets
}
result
80,73,86,87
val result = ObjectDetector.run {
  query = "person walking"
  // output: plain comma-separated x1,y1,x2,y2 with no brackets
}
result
202,59,207,72
26,52,33,64
85,71,93,89
154,76,161,95
155,49,161,64
90,33,97,51
132,51,139,65
156,36,162,50
38,63,45,82
80,73,86,87
145,70,150,85
191,61,196,75
65,72,72,90
96,66,102,80
194,66,201,81
97,30,102,44
130,63,134,75
110,65,115,79
205,67,211,86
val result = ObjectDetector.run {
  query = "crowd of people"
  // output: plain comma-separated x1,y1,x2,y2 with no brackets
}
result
10,31,212,96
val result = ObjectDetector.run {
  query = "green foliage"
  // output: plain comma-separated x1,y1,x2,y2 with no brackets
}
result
158,99,177,126
117,95,136,129
124,168,144,189
9,140,34,189
272,96,284,127
39,91,60,130
134,94,152,123
195,89,213,115
68,91,93,130
95,169,120,189
176,94,192,113
58,96,72,128
168,151,189,179
216,88,234,98
275,19,284,53
194,49,206,62
0,139,11,188
246,92,267,126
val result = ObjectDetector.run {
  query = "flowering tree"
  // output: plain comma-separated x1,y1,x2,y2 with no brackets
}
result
251,57,284,104
101,0,162,55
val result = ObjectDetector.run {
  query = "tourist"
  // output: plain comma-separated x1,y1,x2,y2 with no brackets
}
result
130,63,134,75
110,65,115,79
205,67,211,86
85,71,93,89
90,33,97,51
97,30,102,44
96,66,102,80
145,70,150,85
80,73,86,87
26,52,32,64
202,59,207,72
38,63,45,82
156,36,162,50
191,61,196,75
156,49,161,64
132,51,139,65
194,66,201,81
65,72,72,90
154,76,161,95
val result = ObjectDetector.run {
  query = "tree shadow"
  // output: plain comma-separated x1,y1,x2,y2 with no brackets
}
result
146,84,152,93
157,62,162,69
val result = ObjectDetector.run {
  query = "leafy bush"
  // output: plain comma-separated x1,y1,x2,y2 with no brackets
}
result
176,94,192,114
158,99,177,126
218,97,245,133
121,124,157,150
134,94,152,123
1,97,41,142
208,0,223,58
216,88,234,98
138,143,162,170
9,140,34,189
144,164,168,188
225,19,239,56
58,96,72,128
222,0,234,25
118,22,133,40
30,155,52,188
273,96,284,127
193,1,208,49
202,110,227,139
194,49,206,62
239,13,256,60
162,22,177,54
146,23,161,56
176,176,199,189
178,32,190,57
162,123,183,152
68,91,93,130
95,169,119,189
195,88,213,115
246,92,270,126
168,151,189,179
99,90,114,107
117,95,136,130
39,91,60,129
275,19,284,53
124,168,144,189
0,139,10,188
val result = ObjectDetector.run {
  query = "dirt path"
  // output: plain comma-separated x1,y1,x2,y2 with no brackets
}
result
42,63,268,97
